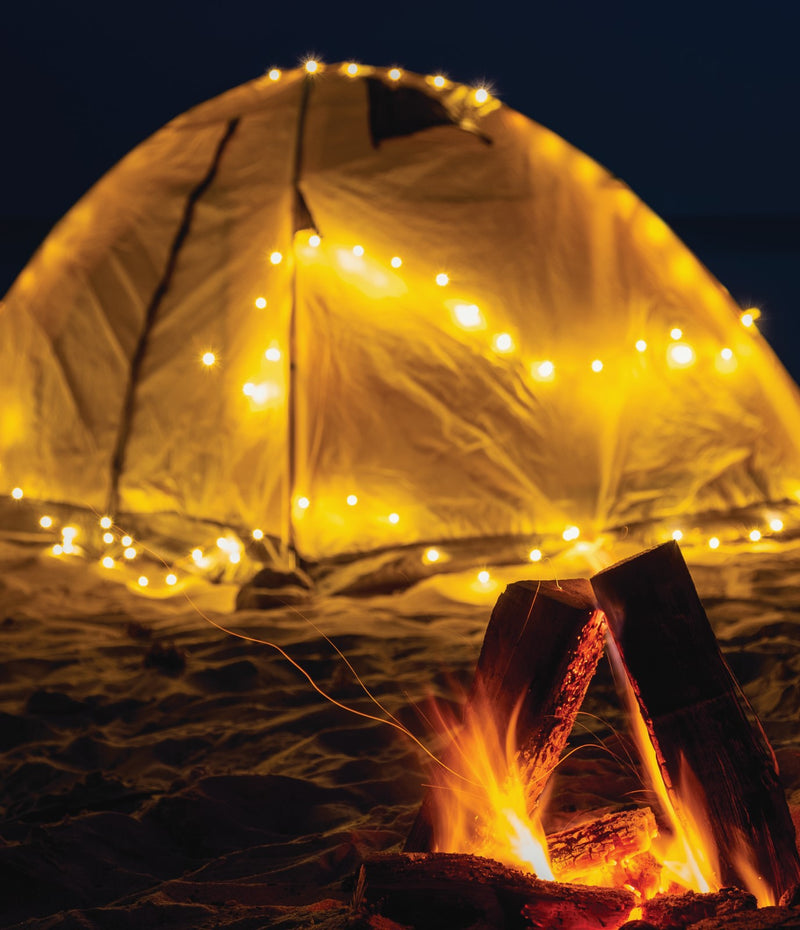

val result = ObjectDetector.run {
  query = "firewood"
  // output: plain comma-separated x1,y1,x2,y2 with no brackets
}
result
591,542,800,901
359,852,636,930
406,580,605,852
548,806,658,879
687,904,800,928
640,886,757,929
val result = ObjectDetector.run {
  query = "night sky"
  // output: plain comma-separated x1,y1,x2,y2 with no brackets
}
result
2,1,798,372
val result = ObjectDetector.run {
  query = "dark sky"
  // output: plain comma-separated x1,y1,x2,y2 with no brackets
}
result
2,1,798,370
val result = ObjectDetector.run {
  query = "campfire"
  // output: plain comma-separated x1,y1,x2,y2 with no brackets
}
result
355,542,800,929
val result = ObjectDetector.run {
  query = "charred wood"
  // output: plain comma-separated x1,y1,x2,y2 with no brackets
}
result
591,542,800,900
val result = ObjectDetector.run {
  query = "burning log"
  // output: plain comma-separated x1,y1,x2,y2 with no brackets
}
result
548,807,660,896
638,886,757,929
406,579,605,853
591,541,800,901
358,852,636,930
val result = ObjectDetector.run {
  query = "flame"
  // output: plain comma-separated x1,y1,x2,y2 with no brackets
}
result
607,635,721,894
427,684,554,879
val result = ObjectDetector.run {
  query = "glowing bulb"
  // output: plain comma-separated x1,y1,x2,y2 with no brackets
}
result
265,347,281,362
100,516,112,529
62,526,77,542
672,529,683,541
477,570,490,584
435,272,449,286
493,332,514,353
453,303,483,329
191,548,204,564
39,515,53,529
636,339,647,352
252,528,264,540
166,573,177,586
591,359,604,372
102,556,115,568
740,307,760,327
202,351,216,367
124,547,137,560
297,496,310,510
390,256,402,268
668,342,695,368
346,494,358,506
121,535,133,547
138,576,149,587
529,548,542,562
432,74,446,88
103,532,114,544
345,62,359,76
52,544,63,555
749,529,762,542
304,59,319,74
388,512,400,524
11,487,23,500
769,518,784,532
243,382,255,397
268,68,281,81
708,536,720,550
352,244,364,257
562,525,580,542
474,87,489,104
424,547,440,563
388,67,402,81
255,297,267,309
269,251,283,265
308,234,321,247
229,551,241,564
670,327,683,340
533,360,555,381
721,347,733,361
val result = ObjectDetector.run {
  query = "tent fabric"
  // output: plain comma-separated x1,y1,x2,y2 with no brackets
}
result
2,63,800,567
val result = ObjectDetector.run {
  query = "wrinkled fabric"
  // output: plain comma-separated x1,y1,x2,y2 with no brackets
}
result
2,64,799,562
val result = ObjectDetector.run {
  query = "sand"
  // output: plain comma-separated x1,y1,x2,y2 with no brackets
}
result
1,538,799,928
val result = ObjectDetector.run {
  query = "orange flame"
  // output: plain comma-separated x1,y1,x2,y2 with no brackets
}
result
427,686,554,879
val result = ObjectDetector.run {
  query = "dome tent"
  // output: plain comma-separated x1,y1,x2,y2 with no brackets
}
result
2,62,800,585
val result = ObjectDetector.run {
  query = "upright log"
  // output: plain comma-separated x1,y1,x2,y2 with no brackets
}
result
406,579,605,852
591,541,800,901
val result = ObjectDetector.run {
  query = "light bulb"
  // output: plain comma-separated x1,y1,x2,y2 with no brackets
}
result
388,68,402,81
477,570,490,584
202,351,216,367
124,547,137,559
138,576,149,587
297,496,310,510
346,494,358,506
345,62,359,76
52,544,63,555
191,548,204,564
493,333,514,353
474,87,489,104
432,74,446,88
390,256,402,268
268,69,281,81
435,272,449,286
388,512,400,524
255,297,267,309
304,59,319,74
121,535,133,547
635,339,647,352
166,573,178,586
670,327,683,340
100,515,112,529
720,347,733,361
252,528,264,540
62,526,77,542
740,308,760,328
591,359,603,372
103,532,114,544
308,234,321,247
39,515,53,529
533,360,555,381
769,518,784,532
229,551,241,564
269,251,283,265
749,529,761,542
668,343,695,368
562,525,580,542
352,244,364,257
424,547,440,563
102,556,115,569
708,536,720,550
453,303,483,329
529,548,542,562
265,347,281,362
11,487,23,500
672,529,683,541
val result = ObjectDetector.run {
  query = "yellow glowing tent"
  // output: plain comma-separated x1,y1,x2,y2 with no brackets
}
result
2,62,800,577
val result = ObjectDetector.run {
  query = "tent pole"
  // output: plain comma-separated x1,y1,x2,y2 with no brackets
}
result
284,75,314,570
